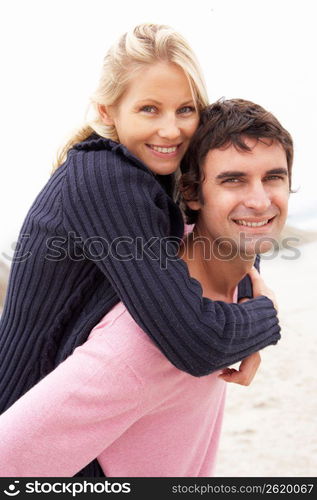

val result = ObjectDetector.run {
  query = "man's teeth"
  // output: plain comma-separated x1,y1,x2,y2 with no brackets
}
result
235,219,270,227
150,145,178,153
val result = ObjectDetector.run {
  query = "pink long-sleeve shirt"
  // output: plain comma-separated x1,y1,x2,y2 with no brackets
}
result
0,301,227,477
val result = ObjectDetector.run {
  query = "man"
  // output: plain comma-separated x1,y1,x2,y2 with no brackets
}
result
0,99,292,477
179,97,292,383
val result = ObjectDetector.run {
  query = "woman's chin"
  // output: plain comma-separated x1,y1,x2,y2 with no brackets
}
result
147,162,180,176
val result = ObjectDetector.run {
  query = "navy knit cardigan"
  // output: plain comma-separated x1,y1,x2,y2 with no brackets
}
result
0,135,280,476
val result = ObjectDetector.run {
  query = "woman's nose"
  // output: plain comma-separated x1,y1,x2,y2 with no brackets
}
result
157,115,181,141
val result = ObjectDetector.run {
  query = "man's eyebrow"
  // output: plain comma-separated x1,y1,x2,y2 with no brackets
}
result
215,167,289,180
265,168,289,176
216,171,245,180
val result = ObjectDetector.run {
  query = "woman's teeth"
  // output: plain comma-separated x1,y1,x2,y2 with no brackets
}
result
235,219,270,227
149,145,178,153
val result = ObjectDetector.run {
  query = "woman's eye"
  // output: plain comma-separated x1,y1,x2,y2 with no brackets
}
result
140,105,157,113
177,106,196,114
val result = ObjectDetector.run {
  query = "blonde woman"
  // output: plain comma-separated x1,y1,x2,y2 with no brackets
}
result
0,25,279,476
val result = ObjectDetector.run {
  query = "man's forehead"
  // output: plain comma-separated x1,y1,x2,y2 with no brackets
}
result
202,139,287,176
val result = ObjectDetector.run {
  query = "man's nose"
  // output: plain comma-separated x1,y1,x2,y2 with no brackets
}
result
157,115,181,140
244,182,271,211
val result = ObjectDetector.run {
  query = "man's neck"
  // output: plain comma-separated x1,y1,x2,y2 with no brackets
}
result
179,226,255,302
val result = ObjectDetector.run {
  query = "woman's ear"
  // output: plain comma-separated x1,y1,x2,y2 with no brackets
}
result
98,104,115,126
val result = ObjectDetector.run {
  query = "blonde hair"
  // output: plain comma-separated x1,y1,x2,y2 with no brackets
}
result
53,23,209,172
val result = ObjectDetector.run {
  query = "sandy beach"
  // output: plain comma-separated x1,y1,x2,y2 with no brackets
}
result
215,232,317,477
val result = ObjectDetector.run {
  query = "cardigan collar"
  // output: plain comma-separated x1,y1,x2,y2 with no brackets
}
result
73,133,154,177
73,133,179,199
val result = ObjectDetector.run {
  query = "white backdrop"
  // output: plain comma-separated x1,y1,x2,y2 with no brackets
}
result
1,0,316,254
0,0,316,477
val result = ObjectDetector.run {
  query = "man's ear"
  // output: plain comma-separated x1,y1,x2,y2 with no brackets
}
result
186,200,202,211
98,104,115,126
181,187,202,211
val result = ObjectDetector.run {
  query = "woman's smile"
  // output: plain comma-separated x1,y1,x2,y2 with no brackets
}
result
146,143,182,158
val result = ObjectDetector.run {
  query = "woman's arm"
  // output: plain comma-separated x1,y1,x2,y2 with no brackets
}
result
61,141,280,377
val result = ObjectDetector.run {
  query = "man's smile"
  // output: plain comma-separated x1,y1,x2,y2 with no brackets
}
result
232,216,276,228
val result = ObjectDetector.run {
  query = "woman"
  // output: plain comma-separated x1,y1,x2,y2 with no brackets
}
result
0,24,279,476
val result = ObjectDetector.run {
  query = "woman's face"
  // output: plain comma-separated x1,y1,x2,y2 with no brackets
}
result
100,62,199,175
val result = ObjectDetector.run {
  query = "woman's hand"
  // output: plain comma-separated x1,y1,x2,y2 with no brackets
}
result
218,351,261,386
218,267,276,386
249,266,278,312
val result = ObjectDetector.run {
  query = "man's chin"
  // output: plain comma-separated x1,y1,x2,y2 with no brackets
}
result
211,234,280,261
239,240,278,259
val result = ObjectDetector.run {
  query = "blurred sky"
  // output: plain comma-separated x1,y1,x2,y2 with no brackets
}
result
0,0,316,257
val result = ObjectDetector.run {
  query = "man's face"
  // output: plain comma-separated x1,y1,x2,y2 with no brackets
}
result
188,137,290,258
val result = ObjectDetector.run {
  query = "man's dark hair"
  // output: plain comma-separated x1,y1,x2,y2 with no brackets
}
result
179,98,294,224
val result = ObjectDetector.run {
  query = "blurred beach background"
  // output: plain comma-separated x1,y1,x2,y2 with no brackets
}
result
215,230,317,477
0,0,316,477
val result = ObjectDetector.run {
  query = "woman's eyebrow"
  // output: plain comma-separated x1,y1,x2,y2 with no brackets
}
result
179,100,196,106
135,98,162,105
135,98,195,106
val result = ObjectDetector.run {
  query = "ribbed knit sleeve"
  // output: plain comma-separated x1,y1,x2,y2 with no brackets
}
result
61,139,280,376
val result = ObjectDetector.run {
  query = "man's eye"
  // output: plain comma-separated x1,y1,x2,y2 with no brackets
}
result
177,106,196,114
265,175,284,181
222,178,241,184
140,105,157,113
